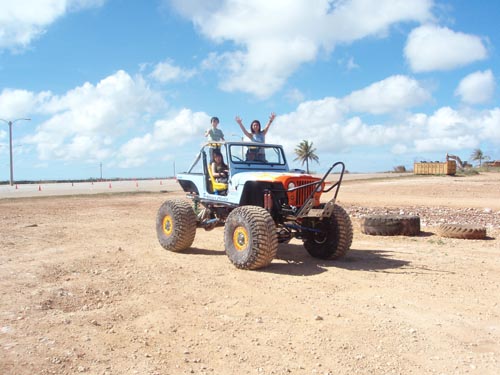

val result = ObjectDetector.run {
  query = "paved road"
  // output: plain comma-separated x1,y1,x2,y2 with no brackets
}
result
0,173,409,199
0,179,181,199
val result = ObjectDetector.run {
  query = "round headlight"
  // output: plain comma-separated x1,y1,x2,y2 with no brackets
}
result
288,182,295,190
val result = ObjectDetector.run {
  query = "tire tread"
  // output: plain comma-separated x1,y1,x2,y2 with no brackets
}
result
224,206,277,270
156,199,197,252
360,215,420,236
438,224,486,239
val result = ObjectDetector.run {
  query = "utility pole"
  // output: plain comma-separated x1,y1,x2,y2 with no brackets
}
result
0,118,31,185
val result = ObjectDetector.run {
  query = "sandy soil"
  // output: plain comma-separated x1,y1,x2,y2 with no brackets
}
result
1,173,499,375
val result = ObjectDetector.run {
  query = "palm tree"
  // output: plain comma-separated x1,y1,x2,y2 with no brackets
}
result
470,148,489,167
294,140,319,173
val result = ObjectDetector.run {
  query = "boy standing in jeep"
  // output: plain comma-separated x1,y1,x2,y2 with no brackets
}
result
205,116,225,161
205,116,225,142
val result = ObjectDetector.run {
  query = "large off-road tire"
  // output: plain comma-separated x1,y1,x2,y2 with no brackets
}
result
156,199,197,252
360,215,401,236
399,215,421,236
360,215,420,236
304,204,353,260
224,206,278,270
438,224,486,239
360,215,402,236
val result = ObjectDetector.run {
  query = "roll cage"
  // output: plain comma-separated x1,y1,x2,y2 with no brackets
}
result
185,142,291,175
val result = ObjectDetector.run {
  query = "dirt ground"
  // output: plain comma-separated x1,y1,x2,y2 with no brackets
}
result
1,173,499,375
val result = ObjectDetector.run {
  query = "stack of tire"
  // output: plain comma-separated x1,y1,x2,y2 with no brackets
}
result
360,215,487,239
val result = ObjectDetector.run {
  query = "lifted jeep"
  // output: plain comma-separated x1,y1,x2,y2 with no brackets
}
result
156,141,353,270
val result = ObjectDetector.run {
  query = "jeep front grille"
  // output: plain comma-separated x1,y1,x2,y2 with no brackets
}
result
288,179,321,207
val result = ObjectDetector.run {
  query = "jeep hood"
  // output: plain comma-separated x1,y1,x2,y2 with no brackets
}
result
230,171,316,188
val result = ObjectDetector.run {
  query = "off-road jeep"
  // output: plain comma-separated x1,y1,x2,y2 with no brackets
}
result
156,141,353,270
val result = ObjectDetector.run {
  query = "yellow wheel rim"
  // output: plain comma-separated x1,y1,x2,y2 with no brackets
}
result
162,215,173,236
233,226,249,252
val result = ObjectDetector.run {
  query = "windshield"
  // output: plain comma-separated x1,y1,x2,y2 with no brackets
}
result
228,144,287,165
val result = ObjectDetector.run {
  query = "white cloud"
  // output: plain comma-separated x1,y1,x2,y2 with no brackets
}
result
150,59,196,83
0,89,51,119
455,70,496,105
219,38,318,98
0,0,106,51
413,135,478,153
271,74,432,151
341,117,406,146
270,96,346,149
116,133,153,167
411,107,500,150
2,70,212,169
116,108,209,167
153,108,208,143
405,25,488,72
343,75,431,114
427,106,470,138
471,108,500,144
15,68,498,171
23,70,166,162
271,90,500,160
271,101,406,155
173,0,433,98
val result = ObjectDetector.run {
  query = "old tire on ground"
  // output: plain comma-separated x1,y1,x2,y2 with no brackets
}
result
304,204,353,260
224,206,278,270
156,199,197,252
398,215,421,236
360,215,402,236
438,224,486,239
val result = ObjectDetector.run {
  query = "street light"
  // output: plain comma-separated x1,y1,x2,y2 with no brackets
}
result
0,118,31,185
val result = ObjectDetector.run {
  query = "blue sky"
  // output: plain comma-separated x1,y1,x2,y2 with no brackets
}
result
0,0,499,180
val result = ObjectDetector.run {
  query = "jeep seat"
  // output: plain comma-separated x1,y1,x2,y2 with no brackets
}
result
208,164,228,194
